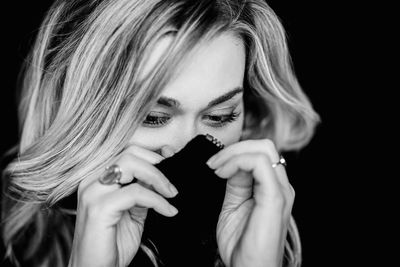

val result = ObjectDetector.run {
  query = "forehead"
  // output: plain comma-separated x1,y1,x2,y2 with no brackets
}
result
144,32,246,109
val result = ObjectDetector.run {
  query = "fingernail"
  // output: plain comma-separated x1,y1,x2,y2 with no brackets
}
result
206,157,217,168
169,205,178,215
168,183,178,196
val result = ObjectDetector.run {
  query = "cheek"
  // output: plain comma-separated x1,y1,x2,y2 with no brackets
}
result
128,128,163,150
210,112,244,147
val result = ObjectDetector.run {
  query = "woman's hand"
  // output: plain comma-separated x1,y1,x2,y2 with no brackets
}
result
68,145,179,267
207,139,295,267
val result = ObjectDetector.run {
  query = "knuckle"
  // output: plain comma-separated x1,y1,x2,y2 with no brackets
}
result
77,179,86,192
285,193,294,207
78,186,94,206
289,185,296,199
282,185,295,206
263,139,276,150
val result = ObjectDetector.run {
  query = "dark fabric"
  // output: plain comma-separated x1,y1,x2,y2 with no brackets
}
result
144,134,225,266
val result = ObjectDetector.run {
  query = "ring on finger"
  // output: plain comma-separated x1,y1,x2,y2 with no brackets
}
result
272,155,287,168
99,164,123,186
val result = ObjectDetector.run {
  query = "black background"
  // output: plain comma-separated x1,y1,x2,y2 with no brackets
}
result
0,1,382,266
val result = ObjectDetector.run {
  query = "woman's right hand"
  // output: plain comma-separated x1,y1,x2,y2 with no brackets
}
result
68,145,179,267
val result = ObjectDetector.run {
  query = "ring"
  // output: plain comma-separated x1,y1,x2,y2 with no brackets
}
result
272,155,287,168
99,164,123,185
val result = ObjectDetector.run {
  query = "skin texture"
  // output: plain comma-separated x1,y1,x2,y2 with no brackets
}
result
69,33,294,267
130,33,245,154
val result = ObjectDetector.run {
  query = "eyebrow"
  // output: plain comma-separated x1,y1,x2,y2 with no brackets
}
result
157,87,243,109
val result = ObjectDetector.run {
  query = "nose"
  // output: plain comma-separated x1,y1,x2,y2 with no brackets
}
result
160,124,203,158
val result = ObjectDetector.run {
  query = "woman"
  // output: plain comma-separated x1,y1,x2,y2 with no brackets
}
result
1,0,320,266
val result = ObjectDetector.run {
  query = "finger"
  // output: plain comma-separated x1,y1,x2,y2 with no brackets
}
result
207,139,291,188
207,139,280,169
223,170,254,207
272,160,290,188
160,145,176,158
78,172,121,203
214,153,282,199
124,144,165,165
78,152,177,202
104,183,178,217
80,145,168,192
116,154,178,198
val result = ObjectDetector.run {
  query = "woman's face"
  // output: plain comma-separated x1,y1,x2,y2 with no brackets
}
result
130,32,246,157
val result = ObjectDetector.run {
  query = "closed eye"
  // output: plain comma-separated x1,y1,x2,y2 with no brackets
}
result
142,111,241,128
203,112,240,127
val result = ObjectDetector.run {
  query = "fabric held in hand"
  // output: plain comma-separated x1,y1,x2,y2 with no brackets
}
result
143,134,226,266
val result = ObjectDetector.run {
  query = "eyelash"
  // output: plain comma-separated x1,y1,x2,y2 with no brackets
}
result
143,112,241,128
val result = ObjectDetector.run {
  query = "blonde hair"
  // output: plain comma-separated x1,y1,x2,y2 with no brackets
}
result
1,0,319,266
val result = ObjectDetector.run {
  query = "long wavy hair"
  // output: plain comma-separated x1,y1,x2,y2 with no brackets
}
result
1,0,320,266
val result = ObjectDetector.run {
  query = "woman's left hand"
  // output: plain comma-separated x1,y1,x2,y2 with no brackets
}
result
207,139,295,267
